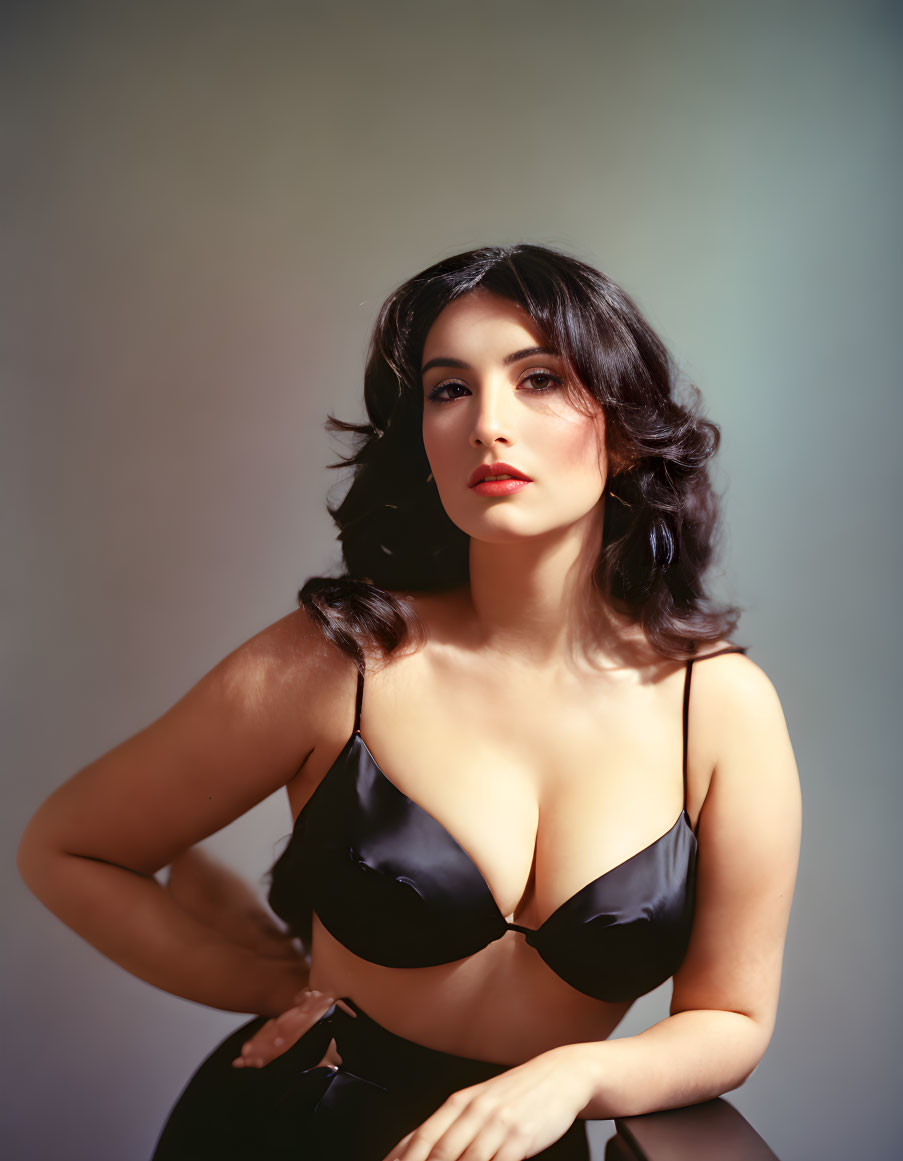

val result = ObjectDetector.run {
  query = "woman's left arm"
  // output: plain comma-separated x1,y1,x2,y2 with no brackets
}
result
571,652,802,1118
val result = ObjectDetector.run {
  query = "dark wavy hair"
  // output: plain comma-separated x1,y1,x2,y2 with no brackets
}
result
299,242,742,667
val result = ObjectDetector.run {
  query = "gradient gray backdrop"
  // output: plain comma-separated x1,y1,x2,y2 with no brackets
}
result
4,2,900,1159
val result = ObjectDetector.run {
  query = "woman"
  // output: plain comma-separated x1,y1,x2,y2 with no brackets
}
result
17,244,801,1161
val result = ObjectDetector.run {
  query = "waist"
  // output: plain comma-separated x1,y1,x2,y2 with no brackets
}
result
310,995,507,1094
279,995,590,1160
309,916,629,1058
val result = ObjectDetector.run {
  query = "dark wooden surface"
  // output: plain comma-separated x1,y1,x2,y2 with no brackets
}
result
601,1098,780,1161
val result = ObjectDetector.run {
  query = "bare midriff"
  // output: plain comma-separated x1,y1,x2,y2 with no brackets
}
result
307,914,634,1065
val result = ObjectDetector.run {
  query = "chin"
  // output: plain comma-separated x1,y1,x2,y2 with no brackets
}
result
457,515,569,544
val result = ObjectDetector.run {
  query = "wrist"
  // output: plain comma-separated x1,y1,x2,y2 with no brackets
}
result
257,954,310,1018
546,1041,606,1120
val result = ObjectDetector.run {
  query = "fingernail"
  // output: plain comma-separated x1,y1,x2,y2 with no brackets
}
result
274,1036,284,1046
232,1058,244,1068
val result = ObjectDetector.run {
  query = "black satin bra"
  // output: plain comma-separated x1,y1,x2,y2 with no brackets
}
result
267,645,748,1003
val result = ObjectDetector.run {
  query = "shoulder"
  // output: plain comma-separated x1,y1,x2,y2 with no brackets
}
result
378,586,460,658
385,586,460,622
211,606,360,725
16,607,363,875
690,644,800,839
687,639,773,708
687,641,799,812
689,642,787,740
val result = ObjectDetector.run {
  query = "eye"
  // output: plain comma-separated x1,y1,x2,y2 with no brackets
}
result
425,381,469,403
521,371,562,392
425,370,564,404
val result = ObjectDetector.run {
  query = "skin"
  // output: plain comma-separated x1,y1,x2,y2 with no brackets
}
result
17,290,801,1161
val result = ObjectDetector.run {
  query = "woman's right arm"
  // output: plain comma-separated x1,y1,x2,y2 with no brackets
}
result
164,844,304,963
16,607,348,1019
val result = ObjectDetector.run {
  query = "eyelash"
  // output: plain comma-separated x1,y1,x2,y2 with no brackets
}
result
425,371,563,404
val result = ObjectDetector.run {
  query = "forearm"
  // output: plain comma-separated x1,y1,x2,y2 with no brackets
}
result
18,847,308,1017
565,1009,770,1120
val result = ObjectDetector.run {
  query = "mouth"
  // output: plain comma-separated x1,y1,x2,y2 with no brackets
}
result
467,462,533,488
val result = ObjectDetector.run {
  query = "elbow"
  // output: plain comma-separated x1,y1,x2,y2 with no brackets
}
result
733,1061,760,1090
702,1009,772,1095
729,1056,764,1093
17,818,44,889
733,1017,772,1089
16,816,67,899
712,1055,763,1099
17,830,49,897
743,1061,761,1086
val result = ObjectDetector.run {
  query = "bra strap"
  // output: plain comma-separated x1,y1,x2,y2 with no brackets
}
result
353,665,365,735
682,644,749,807
681,656,694,808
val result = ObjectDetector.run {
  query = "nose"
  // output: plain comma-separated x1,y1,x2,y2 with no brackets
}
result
468,383,515,449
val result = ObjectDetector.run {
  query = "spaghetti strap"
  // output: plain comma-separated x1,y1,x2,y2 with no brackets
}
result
681,644,749,807
353,665,365,735
681,659,693,808
693,645,749,662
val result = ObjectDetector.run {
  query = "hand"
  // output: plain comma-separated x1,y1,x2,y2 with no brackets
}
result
231,989,356,1069
378,1044,596,1161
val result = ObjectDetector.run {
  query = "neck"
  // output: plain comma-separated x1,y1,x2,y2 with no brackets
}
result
460,503,639,671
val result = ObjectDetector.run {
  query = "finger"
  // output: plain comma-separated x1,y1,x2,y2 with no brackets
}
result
254,992,330,1043
419,1098,510,1161
286,988,332,1015
275,1002,323,1030
231,1016,291,1068
231,1021,273,1068
300,990,336,1017
378,1128,414,1161
239,1017,277,1063
379,1096,470,1160
236,1024,297,1067
231,993,338,1068
487,1128,534,1161
455,1109,515,1161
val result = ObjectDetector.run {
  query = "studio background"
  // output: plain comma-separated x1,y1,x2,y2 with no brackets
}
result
3,2,899,1159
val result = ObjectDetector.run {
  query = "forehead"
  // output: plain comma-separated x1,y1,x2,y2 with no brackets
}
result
421,291,550,359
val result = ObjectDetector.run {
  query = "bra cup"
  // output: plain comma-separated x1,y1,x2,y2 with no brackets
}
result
268,734,699,1001
275,736,508,968
530,816,698,1002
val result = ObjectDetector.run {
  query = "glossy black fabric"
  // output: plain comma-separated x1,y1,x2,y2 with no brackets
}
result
268,646,748,1003
152,996,590,1160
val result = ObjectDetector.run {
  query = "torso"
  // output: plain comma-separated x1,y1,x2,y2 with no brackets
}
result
282,589,727,1063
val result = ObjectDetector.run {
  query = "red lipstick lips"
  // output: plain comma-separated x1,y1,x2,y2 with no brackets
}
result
468,462,533,497
467,462,532,488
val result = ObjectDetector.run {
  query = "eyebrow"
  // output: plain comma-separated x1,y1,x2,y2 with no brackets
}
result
420,346,561,377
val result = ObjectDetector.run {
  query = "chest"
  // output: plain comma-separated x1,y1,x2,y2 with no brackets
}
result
288,658,694,930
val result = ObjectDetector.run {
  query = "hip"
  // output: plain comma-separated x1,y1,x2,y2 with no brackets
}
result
151,995,589,1160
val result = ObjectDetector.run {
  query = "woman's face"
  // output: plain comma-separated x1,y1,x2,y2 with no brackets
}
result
420,290,609,544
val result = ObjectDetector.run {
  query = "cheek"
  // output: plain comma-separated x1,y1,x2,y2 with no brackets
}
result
551,416,608,485
422,428,448,480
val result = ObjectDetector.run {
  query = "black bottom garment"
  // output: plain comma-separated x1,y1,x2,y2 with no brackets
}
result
150,995,590,1160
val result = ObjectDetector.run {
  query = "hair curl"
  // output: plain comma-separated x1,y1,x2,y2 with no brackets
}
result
298,242,742,666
